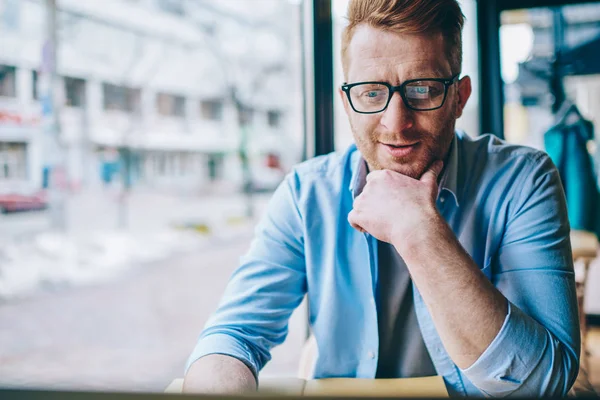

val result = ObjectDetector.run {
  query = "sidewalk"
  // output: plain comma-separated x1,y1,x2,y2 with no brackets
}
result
0,235,306,392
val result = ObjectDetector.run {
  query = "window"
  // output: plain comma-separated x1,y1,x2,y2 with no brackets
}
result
1,0,307,393
267,110,282,128
32,70,39,100
500,3,600,149
102,83,140,112
0,142,27,181
238,106,254,126
0,65,17,97
200,99,224,121
207,153,224,180
1,0,20,31
156,0,184,16
156,93,186,117
64,77,86,107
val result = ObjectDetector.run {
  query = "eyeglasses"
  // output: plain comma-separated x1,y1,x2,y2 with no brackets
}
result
341,74,460,114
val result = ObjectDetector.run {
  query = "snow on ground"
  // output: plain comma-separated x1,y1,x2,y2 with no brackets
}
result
0,190,271,301
0,217,259,301
0,229,203,300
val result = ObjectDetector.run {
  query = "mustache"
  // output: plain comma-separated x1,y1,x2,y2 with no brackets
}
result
369,130,425,142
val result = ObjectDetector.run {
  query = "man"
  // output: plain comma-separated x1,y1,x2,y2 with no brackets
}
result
184,0,580,396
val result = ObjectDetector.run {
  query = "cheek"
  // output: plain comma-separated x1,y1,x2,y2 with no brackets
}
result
351,115,379,141
417,110,453,138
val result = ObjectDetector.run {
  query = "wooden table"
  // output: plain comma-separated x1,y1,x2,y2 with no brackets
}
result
167,376,449,397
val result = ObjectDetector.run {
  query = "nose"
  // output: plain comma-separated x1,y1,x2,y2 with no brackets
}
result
380,92,414,132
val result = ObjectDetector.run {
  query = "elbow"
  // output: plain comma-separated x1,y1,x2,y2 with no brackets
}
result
469,337,579,398
187,329,272,377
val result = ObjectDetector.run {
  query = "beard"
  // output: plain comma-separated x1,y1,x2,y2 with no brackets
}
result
350,115,456,180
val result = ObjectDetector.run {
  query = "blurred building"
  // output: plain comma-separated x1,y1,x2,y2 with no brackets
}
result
0,0,304,192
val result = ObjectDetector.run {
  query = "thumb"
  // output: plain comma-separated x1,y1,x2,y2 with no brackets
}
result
420,160,444,185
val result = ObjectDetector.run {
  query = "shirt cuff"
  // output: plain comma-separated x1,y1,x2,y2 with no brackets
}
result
460,302,547,396
184,332,260,381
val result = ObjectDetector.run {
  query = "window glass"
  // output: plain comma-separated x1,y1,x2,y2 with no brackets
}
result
267,110,282,128
156,92,186,117
0,142,27,181
499,2,600,318
238,106,254,126
64,77,85,108
0,0,307,392
0,65,17,97
156,0,185,16
32,70,39,100
200,99,224,121
500,3,600,150
103,83,140,112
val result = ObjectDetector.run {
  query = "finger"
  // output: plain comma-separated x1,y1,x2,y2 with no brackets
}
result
348,211,366,233
365,169,384,183
420,160,444,185
365,171,375,183
351,223,366,233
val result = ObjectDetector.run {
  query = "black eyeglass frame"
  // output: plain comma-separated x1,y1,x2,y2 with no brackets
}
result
341,74,460,114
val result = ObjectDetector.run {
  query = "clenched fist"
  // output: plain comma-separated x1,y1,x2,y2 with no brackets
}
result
348,161,444,249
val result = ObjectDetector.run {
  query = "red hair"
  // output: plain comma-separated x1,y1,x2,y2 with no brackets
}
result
341,0,465,76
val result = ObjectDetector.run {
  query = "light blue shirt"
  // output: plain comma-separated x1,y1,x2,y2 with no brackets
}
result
187,131,580,397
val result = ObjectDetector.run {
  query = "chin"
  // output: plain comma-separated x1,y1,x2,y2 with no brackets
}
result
386,154,430,177
388,165,426,179
374,159,427,180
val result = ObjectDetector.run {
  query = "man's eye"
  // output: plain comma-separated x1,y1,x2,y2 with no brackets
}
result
362,90,384,98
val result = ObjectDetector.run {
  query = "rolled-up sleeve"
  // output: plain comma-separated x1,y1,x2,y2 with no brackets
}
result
461,154,580,397
185,172,307,377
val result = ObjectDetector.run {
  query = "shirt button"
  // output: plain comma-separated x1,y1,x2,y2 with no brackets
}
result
367,351,375,359
439,196,446,203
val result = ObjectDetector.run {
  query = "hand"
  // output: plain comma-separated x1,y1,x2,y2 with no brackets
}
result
347,161,444,247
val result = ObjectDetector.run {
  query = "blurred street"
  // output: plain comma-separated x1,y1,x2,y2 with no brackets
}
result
0,186,268,241
0,232,306,392
0,0,307,390
0,188,272,299
0,187,306,392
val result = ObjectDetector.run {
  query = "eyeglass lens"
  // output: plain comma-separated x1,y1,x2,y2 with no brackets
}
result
349,80,446,112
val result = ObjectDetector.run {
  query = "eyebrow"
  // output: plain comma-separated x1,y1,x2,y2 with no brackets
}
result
348,74,452,86
400,69,450,81
354,69,452,85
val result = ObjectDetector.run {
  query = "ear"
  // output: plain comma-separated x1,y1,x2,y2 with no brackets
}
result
454,75,472,119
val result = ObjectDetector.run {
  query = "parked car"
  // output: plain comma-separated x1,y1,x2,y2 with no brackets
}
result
250,153,286,193
0,182,48,214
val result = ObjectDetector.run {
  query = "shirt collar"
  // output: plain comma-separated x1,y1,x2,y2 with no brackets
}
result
348,149,368,199
348,132,460,206
439,133,460,206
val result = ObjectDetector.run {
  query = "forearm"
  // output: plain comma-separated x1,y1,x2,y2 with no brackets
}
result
395,214,507,369
183,354,257,394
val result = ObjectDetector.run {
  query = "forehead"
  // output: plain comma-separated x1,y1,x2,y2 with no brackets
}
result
346,25,451,82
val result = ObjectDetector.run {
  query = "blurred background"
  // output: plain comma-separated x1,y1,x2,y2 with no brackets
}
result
0,0,599,394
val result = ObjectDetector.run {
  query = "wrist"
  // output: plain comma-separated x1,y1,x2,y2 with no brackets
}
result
392,208,446,257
